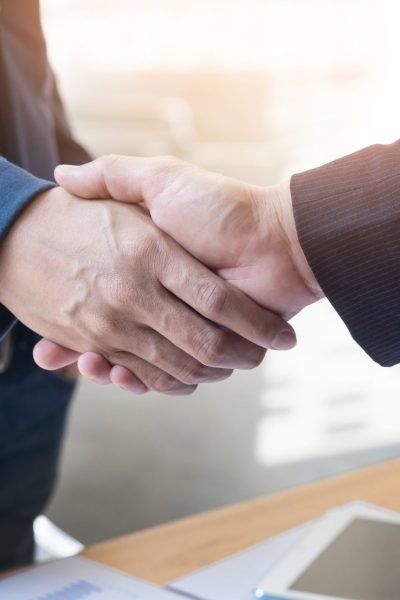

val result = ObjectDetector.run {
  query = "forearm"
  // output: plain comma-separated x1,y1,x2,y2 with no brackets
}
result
291,140,400,366
0,158,55,338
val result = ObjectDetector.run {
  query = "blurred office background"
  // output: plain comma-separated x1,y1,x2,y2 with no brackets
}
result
40,0,400,545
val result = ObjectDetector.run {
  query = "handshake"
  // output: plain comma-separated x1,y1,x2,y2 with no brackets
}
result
0,156,323,395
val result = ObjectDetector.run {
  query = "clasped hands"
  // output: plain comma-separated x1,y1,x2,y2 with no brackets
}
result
0,156,323,395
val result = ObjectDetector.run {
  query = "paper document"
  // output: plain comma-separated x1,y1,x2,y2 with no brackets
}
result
169,523,311,600
0,556,181,600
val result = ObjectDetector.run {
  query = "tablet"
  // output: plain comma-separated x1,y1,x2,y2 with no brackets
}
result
254,504,400,600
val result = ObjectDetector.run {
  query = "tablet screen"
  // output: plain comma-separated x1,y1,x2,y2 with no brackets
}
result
290,518,400,600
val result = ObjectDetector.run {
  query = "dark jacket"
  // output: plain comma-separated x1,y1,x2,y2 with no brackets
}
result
0,0,90,342
292,141,400,367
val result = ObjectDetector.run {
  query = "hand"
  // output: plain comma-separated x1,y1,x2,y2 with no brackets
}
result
0,185,295,395
56,155,322,309
35,155,322,389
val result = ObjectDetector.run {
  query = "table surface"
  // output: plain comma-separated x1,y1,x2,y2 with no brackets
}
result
82,458,400,585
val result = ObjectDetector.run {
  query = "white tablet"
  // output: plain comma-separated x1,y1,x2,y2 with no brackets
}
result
254,503,400,600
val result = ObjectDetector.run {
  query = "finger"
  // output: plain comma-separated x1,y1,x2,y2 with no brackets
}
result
54,156,137,203
78,353,150,395
160,246,296,351
77,352,112,385
108,351,197,396
55,155,177,212
109,365,148,395
33,338,80,370
114,323,234,382
55,155,149,203
56,156,296,351
55,159,110,198
134,289,266,370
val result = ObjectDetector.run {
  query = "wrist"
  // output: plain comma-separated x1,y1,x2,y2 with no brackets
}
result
261,180,324,302
0,187,58,306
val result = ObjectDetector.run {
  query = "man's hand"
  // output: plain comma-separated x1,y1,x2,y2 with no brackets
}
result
34,155,323,390
55,155,322,311
0,184,295,394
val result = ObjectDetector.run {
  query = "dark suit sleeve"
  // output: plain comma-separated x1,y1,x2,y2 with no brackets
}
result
51,72,92,166
291,140,400,366
0,158,55,340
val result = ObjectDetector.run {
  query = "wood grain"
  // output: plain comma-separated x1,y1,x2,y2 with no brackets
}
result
83,458,400,585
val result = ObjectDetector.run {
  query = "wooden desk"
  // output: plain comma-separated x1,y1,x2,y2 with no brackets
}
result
83,458,400,585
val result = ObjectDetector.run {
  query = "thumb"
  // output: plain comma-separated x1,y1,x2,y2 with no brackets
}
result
55,155,148,204
55,159,110,199
55,155,213,263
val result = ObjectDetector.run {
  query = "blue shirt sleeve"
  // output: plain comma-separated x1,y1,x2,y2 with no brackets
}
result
0,157,55,340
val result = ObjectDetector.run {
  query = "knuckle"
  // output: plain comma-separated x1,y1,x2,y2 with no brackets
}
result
104,265,160,318
157,155,180,170
107,277,130,310
147,370,179,393
128,231,158,261
95,312,114,337
175,360,208,385
89,312,118,348
100,153,119,167
127,230,168,273
196,330,227,367
145,156,191,202
246,346,267,369
198,281,228,318
258,315,275,341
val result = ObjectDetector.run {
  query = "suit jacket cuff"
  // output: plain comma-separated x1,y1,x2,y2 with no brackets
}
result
0,157,55,338
291,140,400,367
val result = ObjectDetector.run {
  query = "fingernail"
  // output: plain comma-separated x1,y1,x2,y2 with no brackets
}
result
271,330,297,351
56,164,77,171
55,164,82,179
